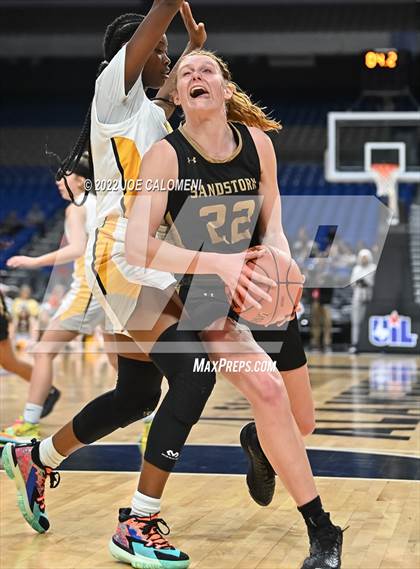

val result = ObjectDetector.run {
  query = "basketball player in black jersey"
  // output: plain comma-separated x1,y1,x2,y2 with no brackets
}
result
126,50,344,569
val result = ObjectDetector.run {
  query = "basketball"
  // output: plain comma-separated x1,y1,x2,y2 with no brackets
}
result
227,246,304,326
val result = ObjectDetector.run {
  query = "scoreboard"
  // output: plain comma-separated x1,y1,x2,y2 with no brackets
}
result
361,49,410,92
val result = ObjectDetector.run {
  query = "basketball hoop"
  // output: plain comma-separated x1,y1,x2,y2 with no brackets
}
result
371,163,400,225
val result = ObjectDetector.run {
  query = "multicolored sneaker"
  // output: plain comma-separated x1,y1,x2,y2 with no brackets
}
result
0,418,23,445
0,417,40,443
2,440,60,533
109,508,190,569
240,421,275,506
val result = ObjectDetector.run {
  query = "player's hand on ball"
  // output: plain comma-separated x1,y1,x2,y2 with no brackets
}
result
218,246,277,311
181,1,207,50
7,256,37,269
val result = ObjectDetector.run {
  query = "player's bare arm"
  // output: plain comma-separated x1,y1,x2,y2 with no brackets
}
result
124,0,184,92
249,127,291,256
6,206,87,269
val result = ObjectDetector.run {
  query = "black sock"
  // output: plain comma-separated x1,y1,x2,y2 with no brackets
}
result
298,496,330,529
31,441,45,469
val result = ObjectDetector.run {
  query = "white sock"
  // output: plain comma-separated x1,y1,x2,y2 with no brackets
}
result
39,437,67,469
23,403,43,424
131,491,161,517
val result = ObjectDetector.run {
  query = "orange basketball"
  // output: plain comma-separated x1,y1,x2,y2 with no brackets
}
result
227,246,304,326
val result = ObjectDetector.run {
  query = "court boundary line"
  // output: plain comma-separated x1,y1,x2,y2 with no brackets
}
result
88,441,419,459
2,470,415,483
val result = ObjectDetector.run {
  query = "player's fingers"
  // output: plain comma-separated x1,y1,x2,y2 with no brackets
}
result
244,246,266,261
240,276,272,303
231,290,246,311
180,2,196,28
242,264,277,287
235,283,262,310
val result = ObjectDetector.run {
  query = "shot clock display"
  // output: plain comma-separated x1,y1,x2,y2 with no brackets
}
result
361,49,409,93
364,50,398,70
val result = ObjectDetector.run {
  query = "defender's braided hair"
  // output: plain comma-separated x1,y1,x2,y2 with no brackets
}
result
54,13,145,205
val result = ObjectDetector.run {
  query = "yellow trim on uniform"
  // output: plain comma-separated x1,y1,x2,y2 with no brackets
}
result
92,226,141,301
112,136,142,218
57,256,93,322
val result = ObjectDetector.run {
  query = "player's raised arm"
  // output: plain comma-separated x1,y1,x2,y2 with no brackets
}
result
154,2,207,117
124,0,184,92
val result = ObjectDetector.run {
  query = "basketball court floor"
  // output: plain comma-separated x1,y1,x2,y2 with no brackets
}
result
1,351,419,569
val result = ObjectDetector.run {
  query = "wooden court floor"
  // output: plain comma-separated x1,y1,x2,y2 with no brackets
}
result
1,351,419,569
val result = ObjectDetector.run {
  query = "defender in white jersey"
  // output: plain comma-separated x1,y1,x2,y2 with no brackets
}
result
86,42,176,332
3,5,211,568
3,154,110,443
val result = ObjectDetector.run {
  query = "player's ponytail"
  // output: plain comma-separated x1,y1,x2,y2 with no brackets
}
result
226,83,281,132
181,50,281,132
53,13,145,205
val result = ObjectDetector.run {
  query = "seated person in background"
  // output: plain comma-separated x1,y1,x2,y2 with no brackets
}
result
11,285,39,348
25,204,46,237
0,211,24,237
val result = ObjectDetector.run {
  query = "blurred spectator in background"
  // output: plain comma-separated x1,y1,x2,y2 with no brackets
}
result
0,287,33,383
0,211,24,237
310,287,334,352
310,258,334,352
349,249,376,353
10,284,39,348
25,203,46,237
292,227,309,262
38,284,66,331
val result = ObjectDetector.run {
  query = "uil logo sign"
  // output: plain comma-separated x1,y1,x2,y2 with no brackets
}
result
369,311,418,348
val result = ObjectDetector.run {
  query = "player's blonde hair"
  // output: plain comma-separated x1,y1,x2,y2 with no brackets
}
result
178,50,282,132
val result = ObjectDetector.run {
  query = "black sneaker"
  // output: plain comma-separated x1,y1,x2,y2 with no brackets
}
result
240,421,275,506
301,513,344,569
41,387,61,418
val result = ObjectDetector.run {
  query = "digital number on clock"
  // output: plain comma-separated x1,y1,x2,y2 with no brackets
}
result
364,50,398,69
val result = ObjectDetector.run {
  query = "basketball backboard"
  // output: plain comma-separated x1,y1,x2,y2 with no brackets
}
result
325,111,420,183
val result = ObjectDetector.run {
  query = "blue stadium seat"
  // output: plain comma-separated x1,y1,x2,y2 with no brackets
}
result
0,166,65,267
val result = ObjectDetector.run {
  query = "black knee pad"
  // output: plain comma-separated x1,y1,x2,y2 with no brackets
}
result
115,356,162,425
112,356,163,427
150,324,216,425
166,370,215,425
73,356,163,444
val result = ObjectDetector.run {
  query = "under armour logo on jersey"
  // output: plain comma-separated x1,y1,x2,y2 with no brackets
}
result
187,157,197,164
161,449,180,460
